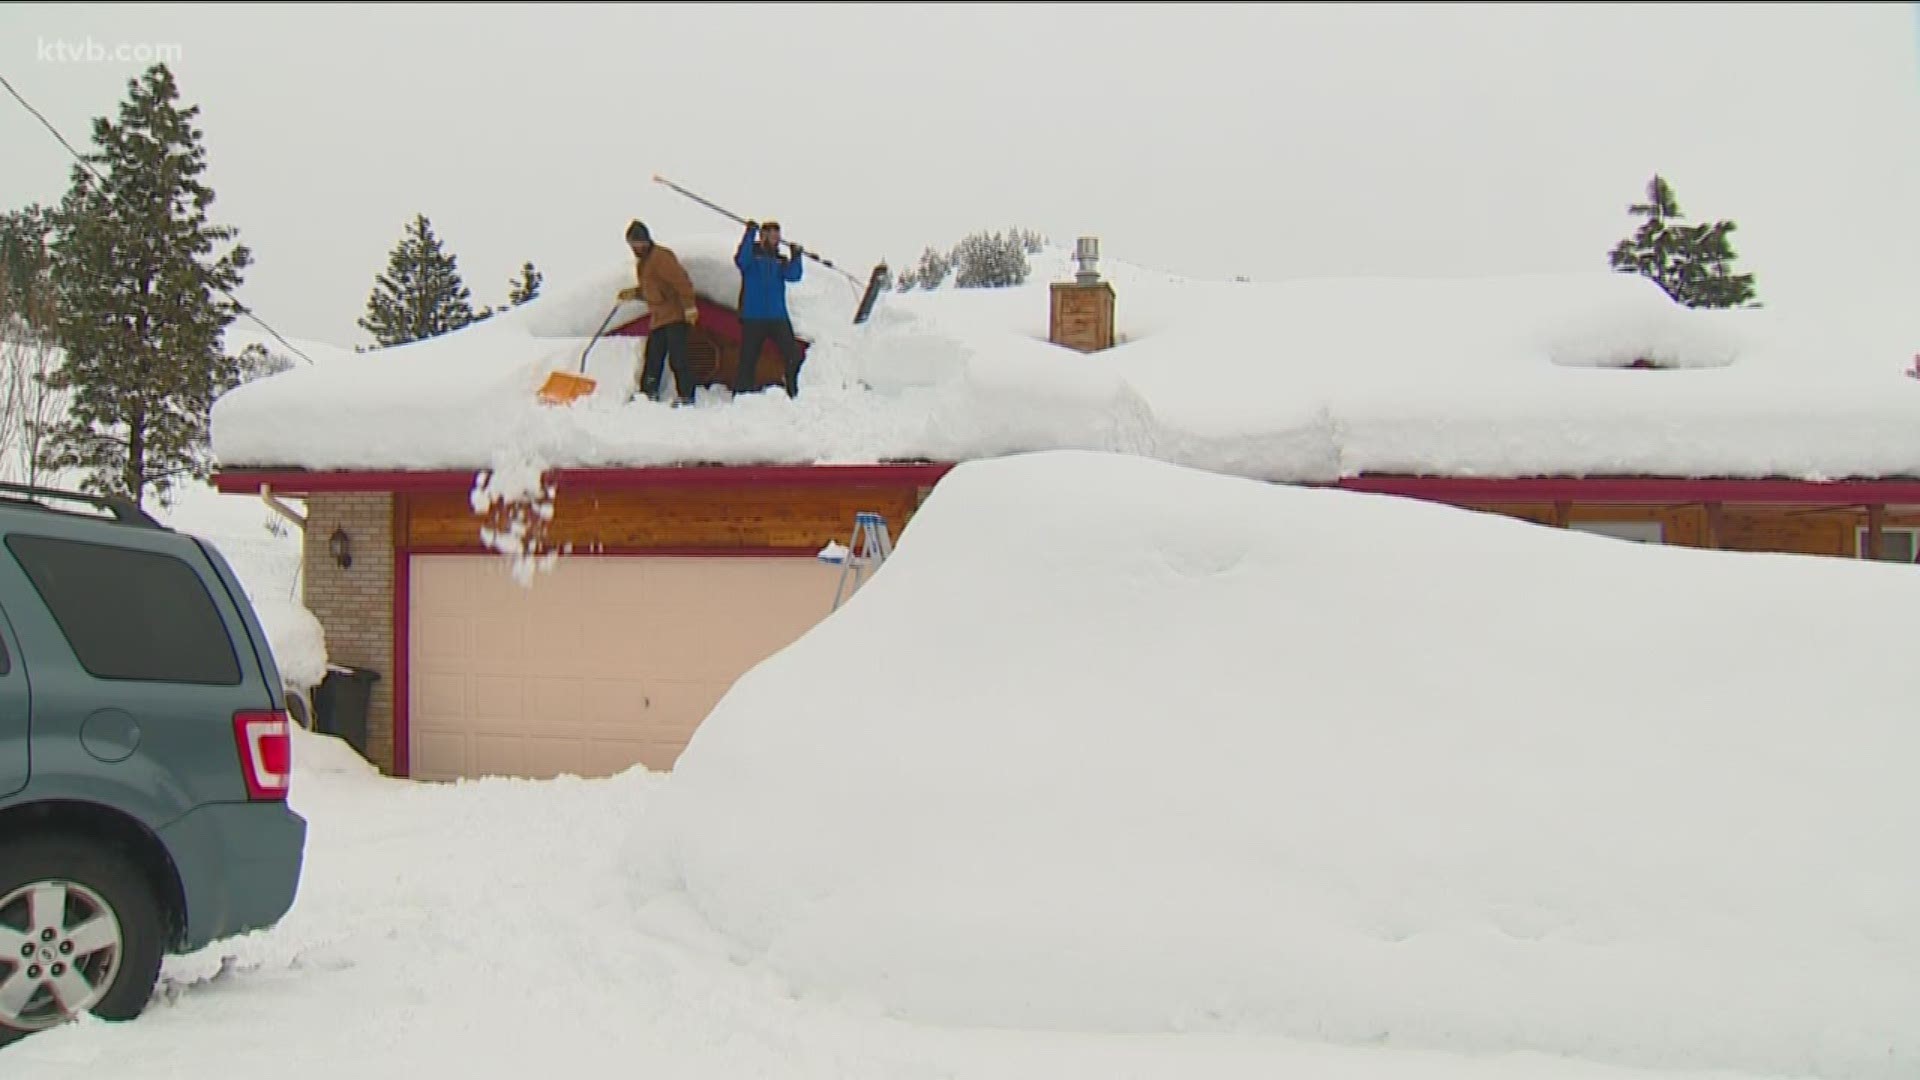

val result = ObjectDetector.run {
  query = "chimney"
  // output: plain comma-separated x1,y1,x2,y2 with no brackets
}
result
1049,235,1116,353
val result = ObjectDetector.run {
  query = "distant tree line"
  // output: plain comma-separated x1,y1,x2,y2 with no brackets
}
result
893,227,1048,292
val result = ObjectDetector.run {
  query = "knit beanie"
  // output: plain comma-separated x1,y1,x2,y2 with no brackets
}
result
625,219,651,243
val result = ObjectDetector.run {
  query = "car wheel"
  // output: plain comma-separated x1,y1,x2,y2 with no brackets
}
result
0,836,166,1045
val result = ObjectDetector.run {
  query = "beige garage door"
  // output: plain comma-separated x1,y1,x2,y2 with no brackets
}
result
408,554,843,782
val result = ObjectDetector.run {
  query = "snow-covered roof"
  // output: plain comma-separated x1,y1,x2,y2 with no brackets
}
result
207,231,1920,483
221,325,363,369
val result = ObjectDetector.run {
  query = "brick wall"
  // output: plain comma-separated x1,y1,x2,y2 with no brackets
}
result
302,494,397,774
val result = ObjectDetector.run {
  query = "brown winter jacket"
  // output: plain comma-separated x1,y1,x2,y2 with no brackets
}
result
619,244,701,328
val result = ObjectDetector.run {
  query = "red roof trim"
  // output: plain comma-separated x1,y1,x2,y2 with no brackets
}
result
214,464,1920,504
1332,475,1920,505
213,462,957,495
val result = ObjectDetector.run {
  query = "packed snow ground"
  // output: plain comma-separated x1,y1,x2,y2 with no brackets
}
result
0,728,1819,1080
206,234,1920,482
3,450,1912,1080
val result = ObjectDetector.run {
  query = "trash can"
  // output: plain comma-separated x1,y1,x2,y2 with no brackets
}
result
312,664,380,760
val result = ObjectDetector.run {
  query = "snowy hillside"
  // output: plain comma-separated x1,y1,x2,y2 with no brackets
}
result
651,450,1920,1080
205,233,1920,482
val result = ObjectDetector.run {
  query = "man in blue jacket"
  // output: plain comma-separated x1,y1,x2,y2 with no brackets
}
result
732,219,806,398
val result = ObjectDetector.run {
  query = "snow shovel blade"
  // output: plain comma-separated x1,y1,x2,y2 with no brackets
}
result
537,370,597,406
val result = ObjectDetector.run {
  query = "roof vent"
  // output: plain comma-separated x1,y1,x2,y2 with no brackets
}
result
1074,237,1101,284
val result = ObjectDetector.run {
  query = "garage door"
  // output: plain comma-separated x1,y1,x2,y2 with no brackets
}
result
408,554,842,782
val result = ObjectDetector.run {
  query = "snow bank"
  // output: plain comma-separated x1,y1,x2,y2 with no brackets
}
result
252,597,328,692
288,723,382,784
208,238,1920,482
8,689,1838,1080
655,450,1920,1080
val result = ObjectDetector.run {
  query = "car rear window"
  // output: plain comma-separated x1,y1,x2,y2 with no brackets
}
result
5,534,241,686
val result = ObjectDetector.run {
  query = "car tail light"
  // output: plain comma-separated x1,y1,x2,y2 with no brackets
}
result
234,710,292,800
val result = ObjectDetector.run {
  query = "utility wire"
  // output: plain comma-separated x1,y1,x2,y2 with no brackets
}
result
0,70,318,366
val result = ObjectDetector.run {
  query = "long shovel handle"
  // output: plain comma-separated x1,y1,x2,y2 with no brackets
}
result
652,174,864,284
581,302,622,373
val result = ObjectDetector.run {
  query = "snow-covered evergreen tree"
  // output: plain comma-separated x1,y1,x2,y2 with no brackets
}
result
508,260,543,305
912,245,951,291
38,63,253,510
952,229,1029,288
358,213,477,346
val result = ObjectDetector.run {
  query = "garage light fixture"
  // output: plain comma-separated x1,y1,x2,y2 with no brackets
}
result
329,527,353,569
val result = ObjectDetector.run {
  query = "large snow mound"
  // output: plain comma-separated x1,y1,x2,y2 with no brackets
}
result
208,238,1920,481
654,450,1920,1080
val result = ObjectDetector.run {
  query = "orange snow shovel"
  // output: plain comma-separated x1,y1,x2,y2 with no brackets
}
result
537,301,622,406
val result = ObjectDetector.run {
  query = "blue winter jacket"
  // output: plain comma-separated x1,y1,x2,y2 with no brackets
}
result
736,225,803,321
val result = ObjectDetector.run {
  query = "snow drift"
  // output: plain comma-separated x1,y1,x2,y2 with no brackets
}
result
654,449,1920,1080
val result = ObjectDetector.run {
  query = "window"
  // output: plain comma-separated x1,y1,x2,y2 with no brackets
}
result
1856,527,1919,563
5,534,241,685
1569,520,1664,544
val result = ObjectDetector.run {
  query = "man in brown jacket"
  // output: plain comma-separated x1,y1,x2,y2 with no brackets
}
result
617,219,702,405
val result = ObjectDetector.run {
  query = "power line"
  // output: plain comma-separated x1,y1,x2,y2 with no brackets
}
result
0,70,318,367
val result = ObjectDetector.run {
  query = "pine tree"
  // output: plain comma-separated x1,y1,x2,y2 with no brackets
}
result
912,245,951,291
357,213,476,346
952,229,1029,288
508,260,543,305
0,206,55,334
1608,175,1757,309
39,64,253,511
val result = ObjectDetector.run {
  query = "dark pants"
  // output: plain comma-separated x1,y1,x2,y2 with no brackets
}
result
640,322,695,404
735,317,804,397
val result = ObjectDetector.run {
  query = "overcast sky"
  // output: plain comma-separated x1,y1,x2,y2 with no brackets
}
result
4,2,1919,349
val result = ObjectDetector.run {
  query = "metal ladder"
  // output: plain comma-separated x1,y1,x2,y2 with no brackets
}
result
825,511,894,611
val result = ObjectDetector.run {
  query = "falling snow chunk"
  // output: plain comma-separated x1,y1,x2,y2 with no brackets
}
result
470,450,564,587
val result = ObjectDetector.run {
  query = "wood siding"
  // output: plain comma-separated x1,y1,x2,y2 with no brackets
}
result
406,483,925,552
1459,502,1880,558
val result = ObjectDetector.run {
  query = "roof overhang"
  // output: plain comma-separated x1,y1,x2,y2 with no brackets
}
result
213,462,959,496
1334,474,1920,506
212,465,1920,507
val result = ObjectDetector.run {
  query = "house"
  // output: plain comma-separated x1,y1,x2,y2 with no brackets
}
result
210,231,1920,782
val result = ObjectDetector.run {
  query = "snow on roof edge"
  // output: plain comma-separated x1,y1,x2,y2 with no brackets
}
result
206,237,1920,485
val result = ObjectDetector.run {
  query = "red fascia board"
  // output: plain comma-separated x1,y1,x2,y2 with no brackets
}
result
215,465,1920,505
214,462,957,496
403,545,824,558
1332,475,1920,505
